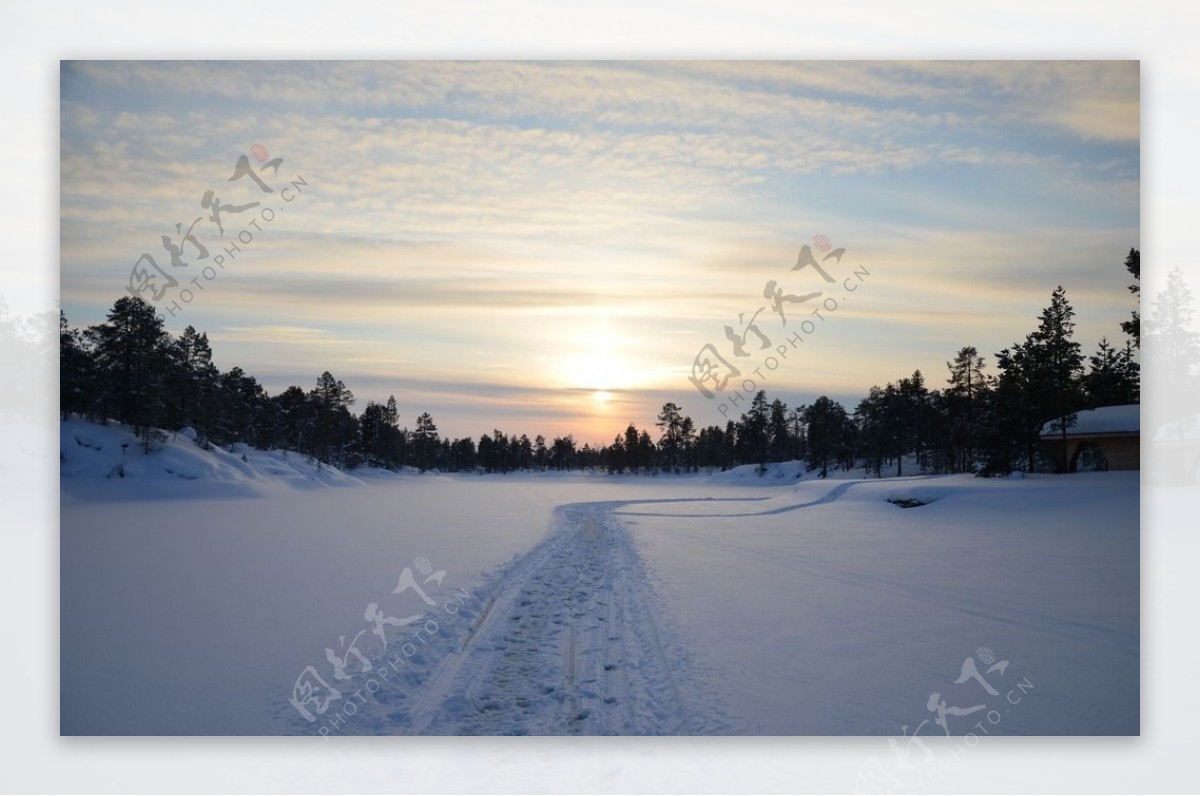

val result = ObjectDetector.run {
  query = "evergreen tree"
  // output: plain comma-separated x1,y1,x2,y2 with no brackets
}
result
803,396,849,478
694,424,726,471
59,310,93,419
637,429,656,473
550,435,576,471
360,399,403,468
1084,337,1140,408
217,366,267,447
449,437,477,471
945,346,986,473
854,386,887,478
877,382,911,476
308,371,357,467
980,341,1039,475
768,398,791,463
1120,248,1140,348
1027,287,1085,472
788,406,806,461
738,391,771,466
678,415,696,472
164,325,219,436
477,433,495,472
273,385,313,453
655,402,686,473
84,296,172,447
517,434,534,470
412,412,440,472
898,370,933,472
623,424,643,473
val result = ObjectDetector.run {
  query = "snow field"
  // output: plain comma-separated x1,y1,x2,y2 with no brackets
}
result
60,421,1138,735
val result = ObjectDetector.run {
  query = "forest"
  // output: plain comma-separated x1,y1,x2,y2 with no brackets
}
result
58,250,1154,477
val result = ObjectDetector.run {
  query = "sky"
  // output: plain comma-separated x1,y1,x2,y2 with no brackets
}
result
59,61,1140,444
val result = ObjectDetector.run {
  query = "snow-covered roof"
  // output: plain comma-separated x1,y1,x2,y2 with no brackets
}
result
1040,404,1139,437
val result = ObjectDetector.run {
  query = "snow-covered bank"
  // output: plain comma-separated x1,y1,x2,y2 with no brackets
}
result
60,419,366,501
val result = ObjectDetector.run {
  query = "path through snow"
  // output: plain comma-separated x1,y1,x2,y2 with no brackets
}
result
406,499,728,735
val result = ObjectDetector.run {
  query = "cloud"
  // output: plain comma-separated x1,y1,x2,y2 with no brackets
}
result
59,61,1140,438
1052,98,1140,142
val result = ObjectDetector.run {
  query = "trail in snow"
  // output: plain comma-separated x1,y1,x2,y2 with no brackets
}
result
618,475,935,517
401,499,727,735
389,485,889,735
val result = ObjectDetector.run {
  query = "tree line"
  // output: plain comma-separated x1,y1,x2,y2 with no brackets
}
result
61,249,1148,476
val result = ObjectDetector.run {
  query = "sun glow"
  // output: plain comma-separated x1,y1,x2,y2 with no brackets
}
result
557,316,640,393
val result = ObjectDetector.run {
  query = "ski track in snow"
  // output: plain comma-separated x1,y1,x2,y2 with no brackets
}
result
390,499,729,736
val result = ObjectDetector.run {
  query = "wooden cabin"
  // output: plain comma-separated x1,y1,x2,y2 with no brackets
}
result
1040,404,1139,472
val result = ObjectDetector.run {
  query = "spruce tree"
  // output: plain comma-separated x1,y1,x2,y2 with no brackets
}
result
1027,287,1085,472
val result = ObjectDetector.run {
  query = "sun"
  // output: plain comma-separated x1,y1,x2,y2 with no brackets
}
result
558,317,633,393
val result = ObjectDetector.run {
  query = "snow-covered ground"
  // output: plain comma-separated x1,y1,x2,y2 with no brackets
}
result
59,421,1139,736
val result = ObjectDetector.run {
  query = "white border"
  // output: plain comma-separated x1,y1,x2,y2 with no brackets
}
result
6,1,1194,792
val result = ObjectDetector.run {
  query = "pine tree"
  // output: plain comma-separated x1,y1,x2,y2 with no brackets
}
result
854,386,887,478
768,398,791,463
217,366,267,447
516,434,534,470
898,370,932,472
166,325,220,438
550,435,576,471
738,391,771,466
623,424,642,473
59,311,93,419
679,415,696,472
273,385,313,453
979,341,1038,475
803,396,849,478
359,400,400,468
655,402,685,473
308,371,356,467
477,433,495,472
412,412,439,472
84,296,172,447
946,346,986,473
